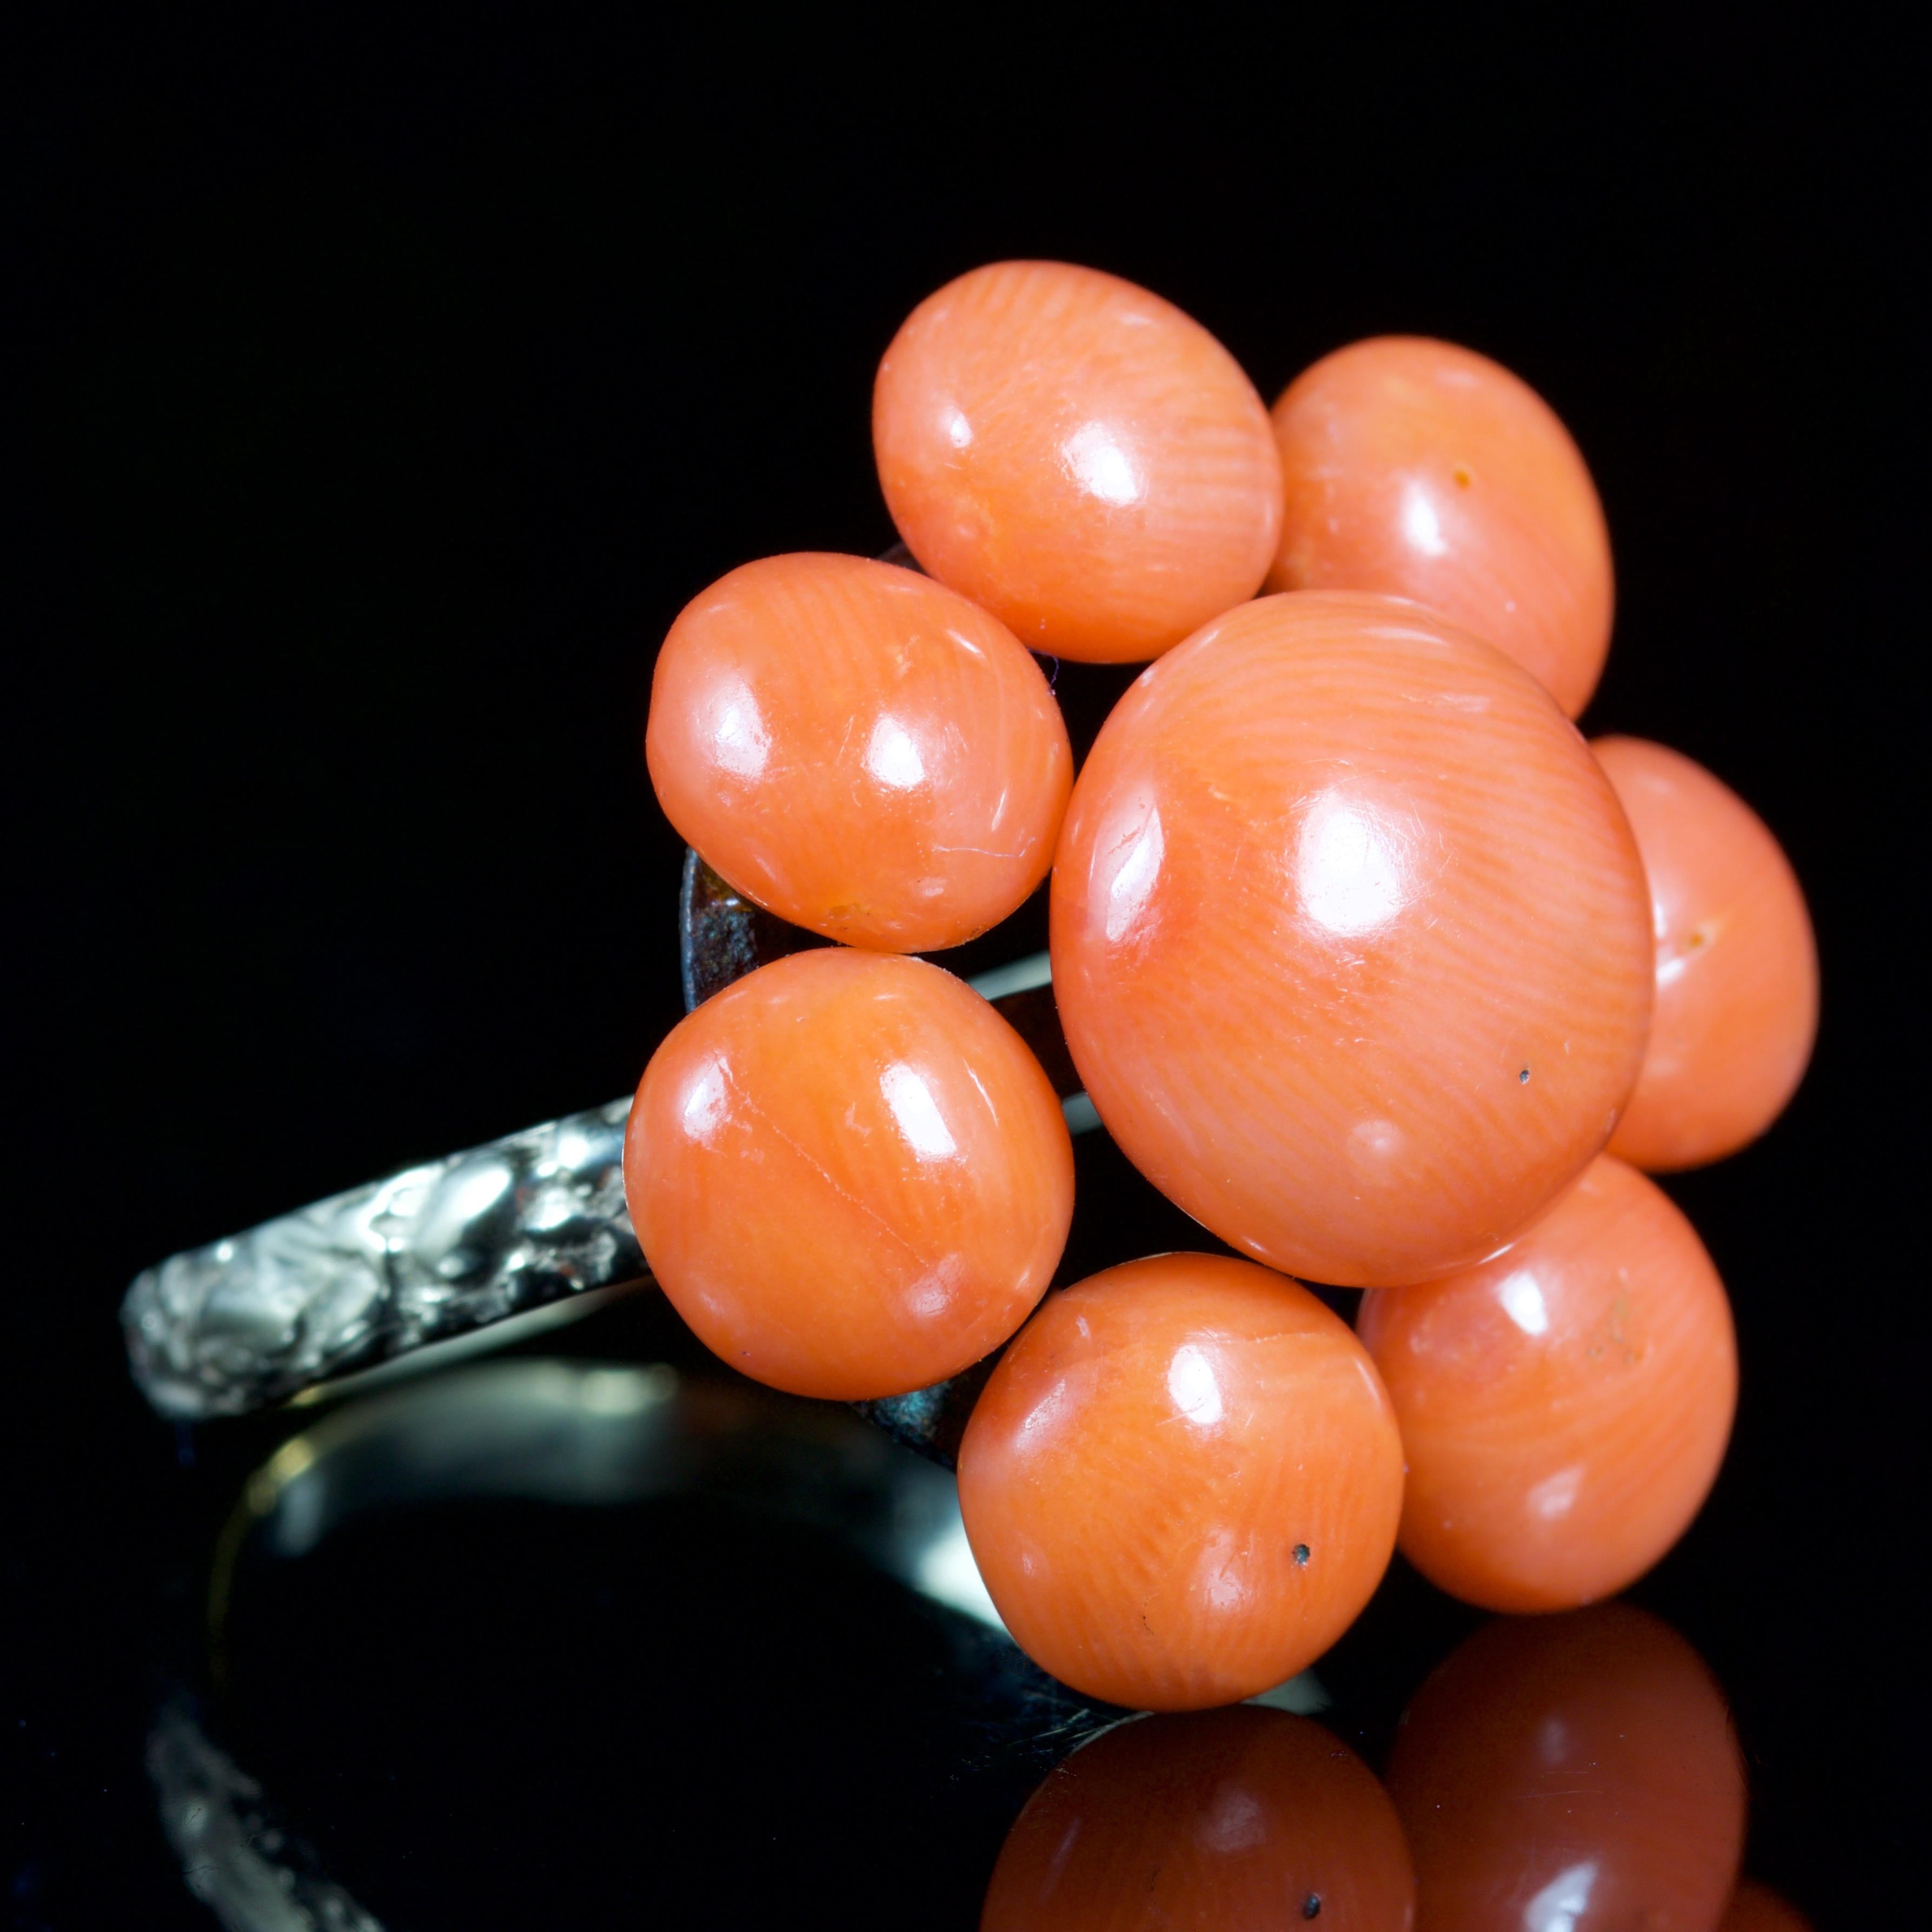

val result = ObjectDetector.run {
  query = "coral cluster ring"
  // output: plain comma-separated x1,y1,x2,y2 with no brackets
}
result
123,259,1815,1723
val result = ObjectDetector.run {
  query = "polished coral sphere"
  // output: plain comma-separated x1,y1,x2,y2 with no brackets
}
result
1267,336,1614,716
1719,1882,1815,1932
958,1253,1404,1711
873,261,1281,663
624,948,1073,1400
981,1708,1415,1931
646,552,1072,952
1594,736,1819,1171
1051,591,1654,1289
1387,1606,1747,1932
1358,1154,1736,1612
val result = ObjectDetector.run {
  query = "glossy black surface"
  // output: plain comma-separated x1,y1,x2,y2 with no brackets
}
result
3,17,1908,1928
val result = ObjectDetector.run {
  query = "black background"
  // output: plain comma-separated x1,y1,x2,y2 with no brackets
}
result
2,12,1914,1927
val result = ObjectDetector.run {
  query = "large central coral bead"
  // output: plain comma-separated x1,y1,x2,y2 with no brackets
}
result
1050,590,1653,1288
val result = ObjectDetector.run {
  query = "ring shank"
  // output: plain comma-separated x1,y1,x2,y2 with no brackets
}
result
123,1097,642,1420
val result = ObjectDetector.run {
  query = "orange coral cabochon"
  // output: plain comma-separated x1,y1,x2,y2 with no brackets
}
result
874,261,1280,663
981,1708,1415,1931
1389,1605,1745,1932
1269,334,1613,716
646,552,1071,953
1359,1154,1737,1612
624,948,1073,1401
1594,735,1819,1171
1051,590,1654,1288
958,1253,1403,1711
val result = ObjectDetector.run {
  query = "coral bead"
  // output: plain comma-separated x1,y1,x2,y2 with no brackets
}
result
1051,591,1653,1289
1594,736,1820,1171
1358,1155,1737,1612
646,552,1072,952
1719,1882,1815,1932
957,1254,1404,1711
1387,1606,1745,1932
873,261,1282,663
1267,336,1612,716
623,948,1073,1400
981,1708,1415,1931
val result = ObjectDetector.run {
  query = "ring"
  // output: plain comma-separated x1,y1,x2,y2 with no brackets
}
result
122,850,1098,1447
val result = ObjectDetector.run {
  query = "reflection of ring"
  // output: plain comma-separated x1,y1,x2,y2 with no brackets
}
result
122,852,1098,1437
149,1356,1320,1927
